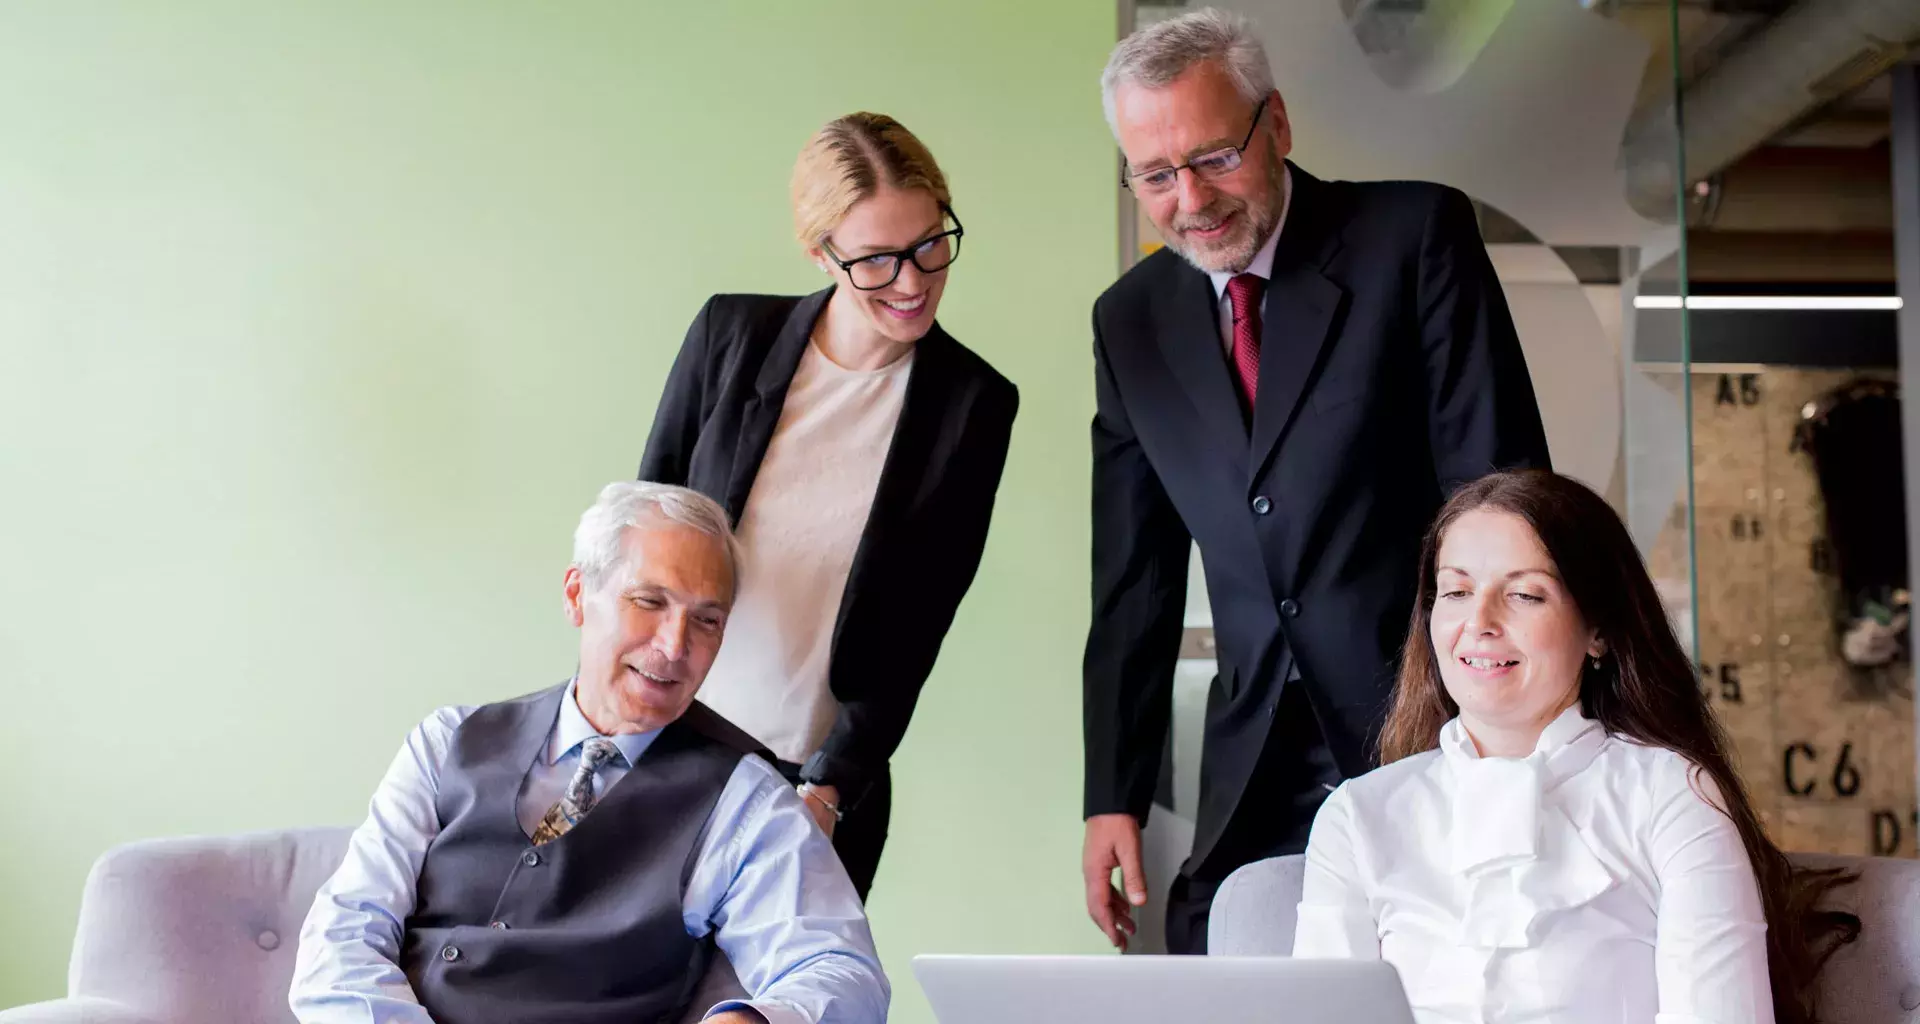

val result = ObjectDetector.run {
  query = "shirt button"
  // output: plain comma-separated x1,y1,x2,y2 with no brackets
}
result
441,945,461,962
1280,598,1301,618
489,921,509,930
522,850,540,867
1251,495,1273,515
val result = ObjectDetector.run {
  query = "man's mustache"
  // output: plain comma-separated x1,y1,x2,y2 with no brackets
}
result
1171,199,1247,233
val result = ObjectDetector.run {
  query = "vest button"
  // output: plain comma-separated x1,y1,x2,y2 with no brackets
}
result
522,850,540,867
1281,598,1301,618
1251,495,1272,515
441,945,460,962
489,921,509,930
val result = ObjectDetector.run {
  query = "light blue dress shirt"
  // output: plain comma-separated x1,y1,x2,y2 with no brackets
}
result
289,682,888,1024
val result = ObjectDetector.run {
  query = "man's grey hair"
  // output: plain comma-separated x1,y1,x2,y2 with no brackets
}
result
572,480,741,593
1101,7,1276,137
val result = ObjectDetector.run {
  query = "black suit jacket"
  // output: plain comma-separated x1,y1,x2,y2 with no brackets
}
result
641,287,1018,806
1084,164,1550,872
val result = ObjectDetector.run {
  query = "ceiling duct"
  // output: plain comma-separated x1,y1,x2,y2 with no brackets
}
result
1619,0,1920,220
1696,144,1894,232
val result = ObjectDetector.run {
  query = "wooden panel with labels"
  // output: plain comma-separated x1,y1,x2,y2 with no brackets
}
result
1677,368,1913,857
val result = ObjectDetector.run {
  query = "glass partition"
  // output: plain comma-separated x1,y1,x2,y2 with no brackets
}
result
1662,0,1913,856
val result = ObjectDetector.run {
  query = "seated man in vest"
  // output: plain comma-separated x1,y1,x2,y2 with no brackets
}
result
290,481,888,1024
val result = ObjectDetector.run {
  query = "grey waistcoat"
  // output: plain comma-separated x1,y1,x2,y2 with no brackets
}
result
398,682,758,1024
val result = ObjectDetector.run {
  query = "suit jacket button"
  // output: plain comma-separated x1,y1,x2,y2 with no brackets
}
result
441,945,461,962
522,850,541,867
1251,495,1273,515
490,921,509,930
1281,598,1301,617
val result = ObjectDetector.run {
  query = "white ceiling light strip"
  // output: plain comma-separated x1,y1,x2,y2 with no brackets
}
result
1633,295,1904,311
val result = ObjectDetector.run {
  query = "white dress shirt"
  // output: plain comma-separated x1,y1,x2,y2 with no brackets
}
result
697,339,912,763
290,682,889,1024
1205,164,1292,354
1294,705,1772,1024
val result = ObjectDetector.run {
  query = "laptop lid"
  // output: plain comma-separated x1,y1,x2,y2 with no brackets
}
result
913,954,1416,1024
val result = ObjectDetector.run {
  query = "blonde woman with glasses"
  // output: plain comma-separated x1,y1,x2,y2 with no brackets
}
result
639,112,1018,900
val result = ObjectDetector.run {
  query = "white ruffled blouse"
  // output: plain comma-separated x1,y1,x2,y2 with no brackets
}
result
1293,706,1773,1024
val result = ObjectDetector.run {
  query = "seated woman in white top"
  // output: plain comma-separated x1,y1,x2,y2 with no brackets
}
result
1294,469,1856,1024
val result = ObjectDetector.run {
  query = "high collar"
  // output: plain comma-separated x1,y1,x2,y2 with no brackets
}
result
1438,707,1609,854
1436,704,1616,951
1440,703,1604,772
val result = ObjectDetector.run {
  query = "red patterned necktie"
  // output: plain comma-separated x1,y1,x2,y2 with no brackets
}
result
1226,273,1265,412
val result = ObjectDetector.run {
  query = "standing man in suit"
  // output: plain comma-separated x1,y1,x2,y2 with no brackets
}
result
1081,7,1551,955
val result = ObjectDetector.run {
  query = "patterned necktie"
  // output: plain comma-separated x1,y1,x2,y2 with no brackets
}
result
1226,273,1265,413
530,737,623,845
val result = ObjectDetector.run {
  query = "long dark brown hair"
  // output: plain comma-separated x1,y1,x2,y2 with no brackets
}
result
1379,470,1856,1023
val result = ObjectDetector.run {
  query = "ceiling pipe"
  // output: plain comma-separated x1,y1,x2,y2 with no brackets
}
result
1619,0,1920,220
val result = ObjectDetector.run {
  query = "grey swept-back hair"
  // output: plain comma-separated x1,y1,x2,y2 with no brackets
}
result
572,481,741,595
1101,7,1276,137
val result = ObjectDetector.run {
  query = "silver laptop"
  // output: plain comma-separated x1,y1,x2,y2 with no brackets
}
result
914,954,1416,1024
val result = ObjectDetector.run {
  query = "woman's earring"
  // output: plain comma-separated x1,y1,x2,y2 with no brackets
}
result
1590,654,1604,671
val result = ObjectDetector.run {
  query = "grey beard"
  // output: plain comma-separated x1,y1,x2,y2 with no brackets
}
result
1166,149,1288,274
1169,203,1281,274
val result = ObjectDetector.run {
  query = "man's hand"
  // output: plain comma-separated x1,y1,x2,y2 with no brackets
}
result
1082,813,1148,950
800,783,840,838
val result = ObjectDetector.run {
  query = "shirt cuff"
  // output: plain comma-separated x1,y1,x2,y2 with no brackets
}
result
704,998,808,1024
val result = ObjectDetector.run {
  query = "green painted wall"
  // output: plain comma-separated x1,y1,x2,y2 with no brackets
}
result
0,3,1115,1018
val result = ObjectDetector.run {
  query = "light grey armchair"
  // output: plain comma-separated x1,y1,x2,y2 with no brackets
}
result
1208,851,1920,1024
0,828,743,1024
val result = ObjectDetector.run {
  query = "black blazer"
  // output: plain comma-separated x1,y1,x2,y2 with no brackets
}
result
640,287,1018,805
1083,164,1550,869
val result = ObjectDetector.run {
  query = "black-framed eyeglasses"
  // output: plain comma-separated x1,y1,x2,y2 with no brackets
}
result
820,204,964,291
1121,98,1268,195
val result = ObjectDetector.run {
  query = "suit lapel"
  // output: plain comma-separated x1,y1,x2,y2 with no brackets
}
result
1155,261,1249,452
1249,166,1347,483
720,287,830,520
830,326,953,647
